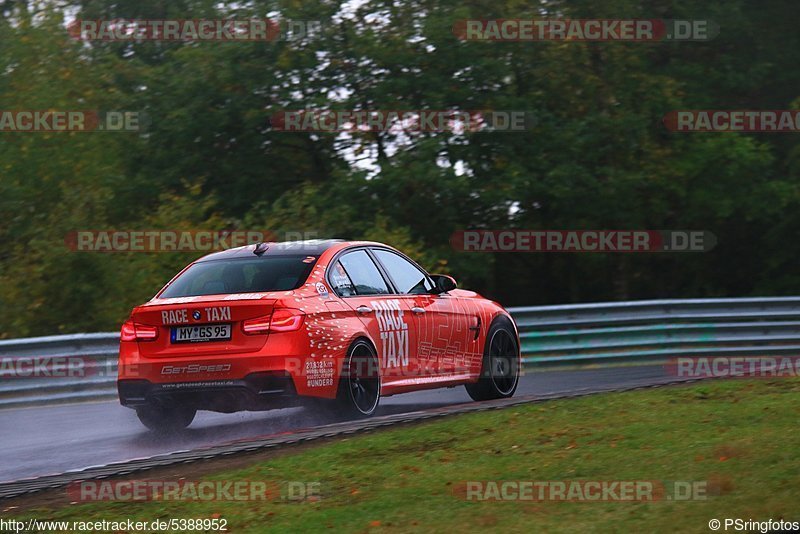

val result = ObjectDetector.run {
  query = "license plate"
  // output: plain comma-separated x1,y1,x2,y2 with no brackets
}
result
170,324,231,343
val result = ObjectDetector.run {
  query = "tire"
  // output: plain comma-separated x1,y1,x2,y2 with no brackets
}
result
335,339,381,417
465,317,520,401
136,405,196,433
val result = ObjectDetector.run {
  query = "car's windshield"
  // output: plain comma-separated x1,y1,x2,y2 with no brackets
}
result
159,256,317,298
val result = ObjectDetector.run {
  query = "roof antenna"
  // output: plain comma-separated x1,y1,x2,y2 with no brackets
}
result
253,242,270,256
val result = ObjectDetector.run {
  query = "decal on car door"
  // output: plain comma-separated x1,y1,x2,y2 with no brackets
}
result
370,299,409,368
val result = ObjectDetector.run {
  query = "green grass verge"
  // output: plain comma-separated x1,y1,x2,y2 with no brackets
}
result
8,379,800,533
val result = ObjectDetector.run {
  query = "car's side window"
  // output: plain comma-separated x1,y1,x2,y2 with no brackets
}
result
373,249,434,295
337,250,390,296
328,261,357,297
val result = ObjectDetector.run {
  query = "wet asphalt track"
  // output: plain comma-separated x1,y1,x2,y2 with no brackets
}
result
0,365,674,483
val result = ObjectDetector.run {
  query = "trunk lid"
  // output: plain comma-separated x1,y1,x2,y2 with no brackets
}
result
132,296,276,357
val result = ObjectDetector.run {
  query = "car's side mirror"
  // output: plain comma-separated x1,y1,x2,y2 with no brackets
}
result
430,274,457,294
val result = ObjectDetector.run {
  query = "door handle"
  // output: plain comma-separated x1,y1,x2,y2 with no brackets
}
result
411,307,425,314
356,305,373,314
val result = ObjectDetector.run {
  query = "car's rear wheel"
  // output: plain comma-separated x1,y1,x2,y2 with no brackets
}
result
336,340,381,417
136,405,196,433
465,318,520,401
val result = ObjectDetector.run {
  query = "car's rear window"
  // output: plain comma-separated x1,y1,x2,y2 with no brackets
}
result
159,256,318,298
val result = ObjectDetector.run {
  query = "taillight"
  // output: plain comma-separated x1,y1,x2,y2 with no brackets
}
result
120,320,159,342
241,308,305,335
269,308,305,332
242,315,271,335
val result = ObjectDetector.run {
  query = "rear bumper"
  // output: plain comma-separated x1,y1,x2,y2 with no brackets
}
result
119,338,343,400
118,371,301,413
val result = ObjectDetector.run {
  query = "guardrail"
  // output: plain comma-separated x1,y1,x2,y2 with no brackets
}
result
513,297,800,366
2,297,799,408
0,333,119,409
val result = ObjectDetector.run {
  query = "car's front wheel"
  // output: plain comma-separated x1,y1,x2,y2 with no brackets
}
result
465,317,520,401
136,405,196,433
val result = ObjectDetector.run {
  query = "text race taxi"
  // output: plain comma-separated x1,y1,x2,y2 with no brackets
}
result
118,240,520,431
